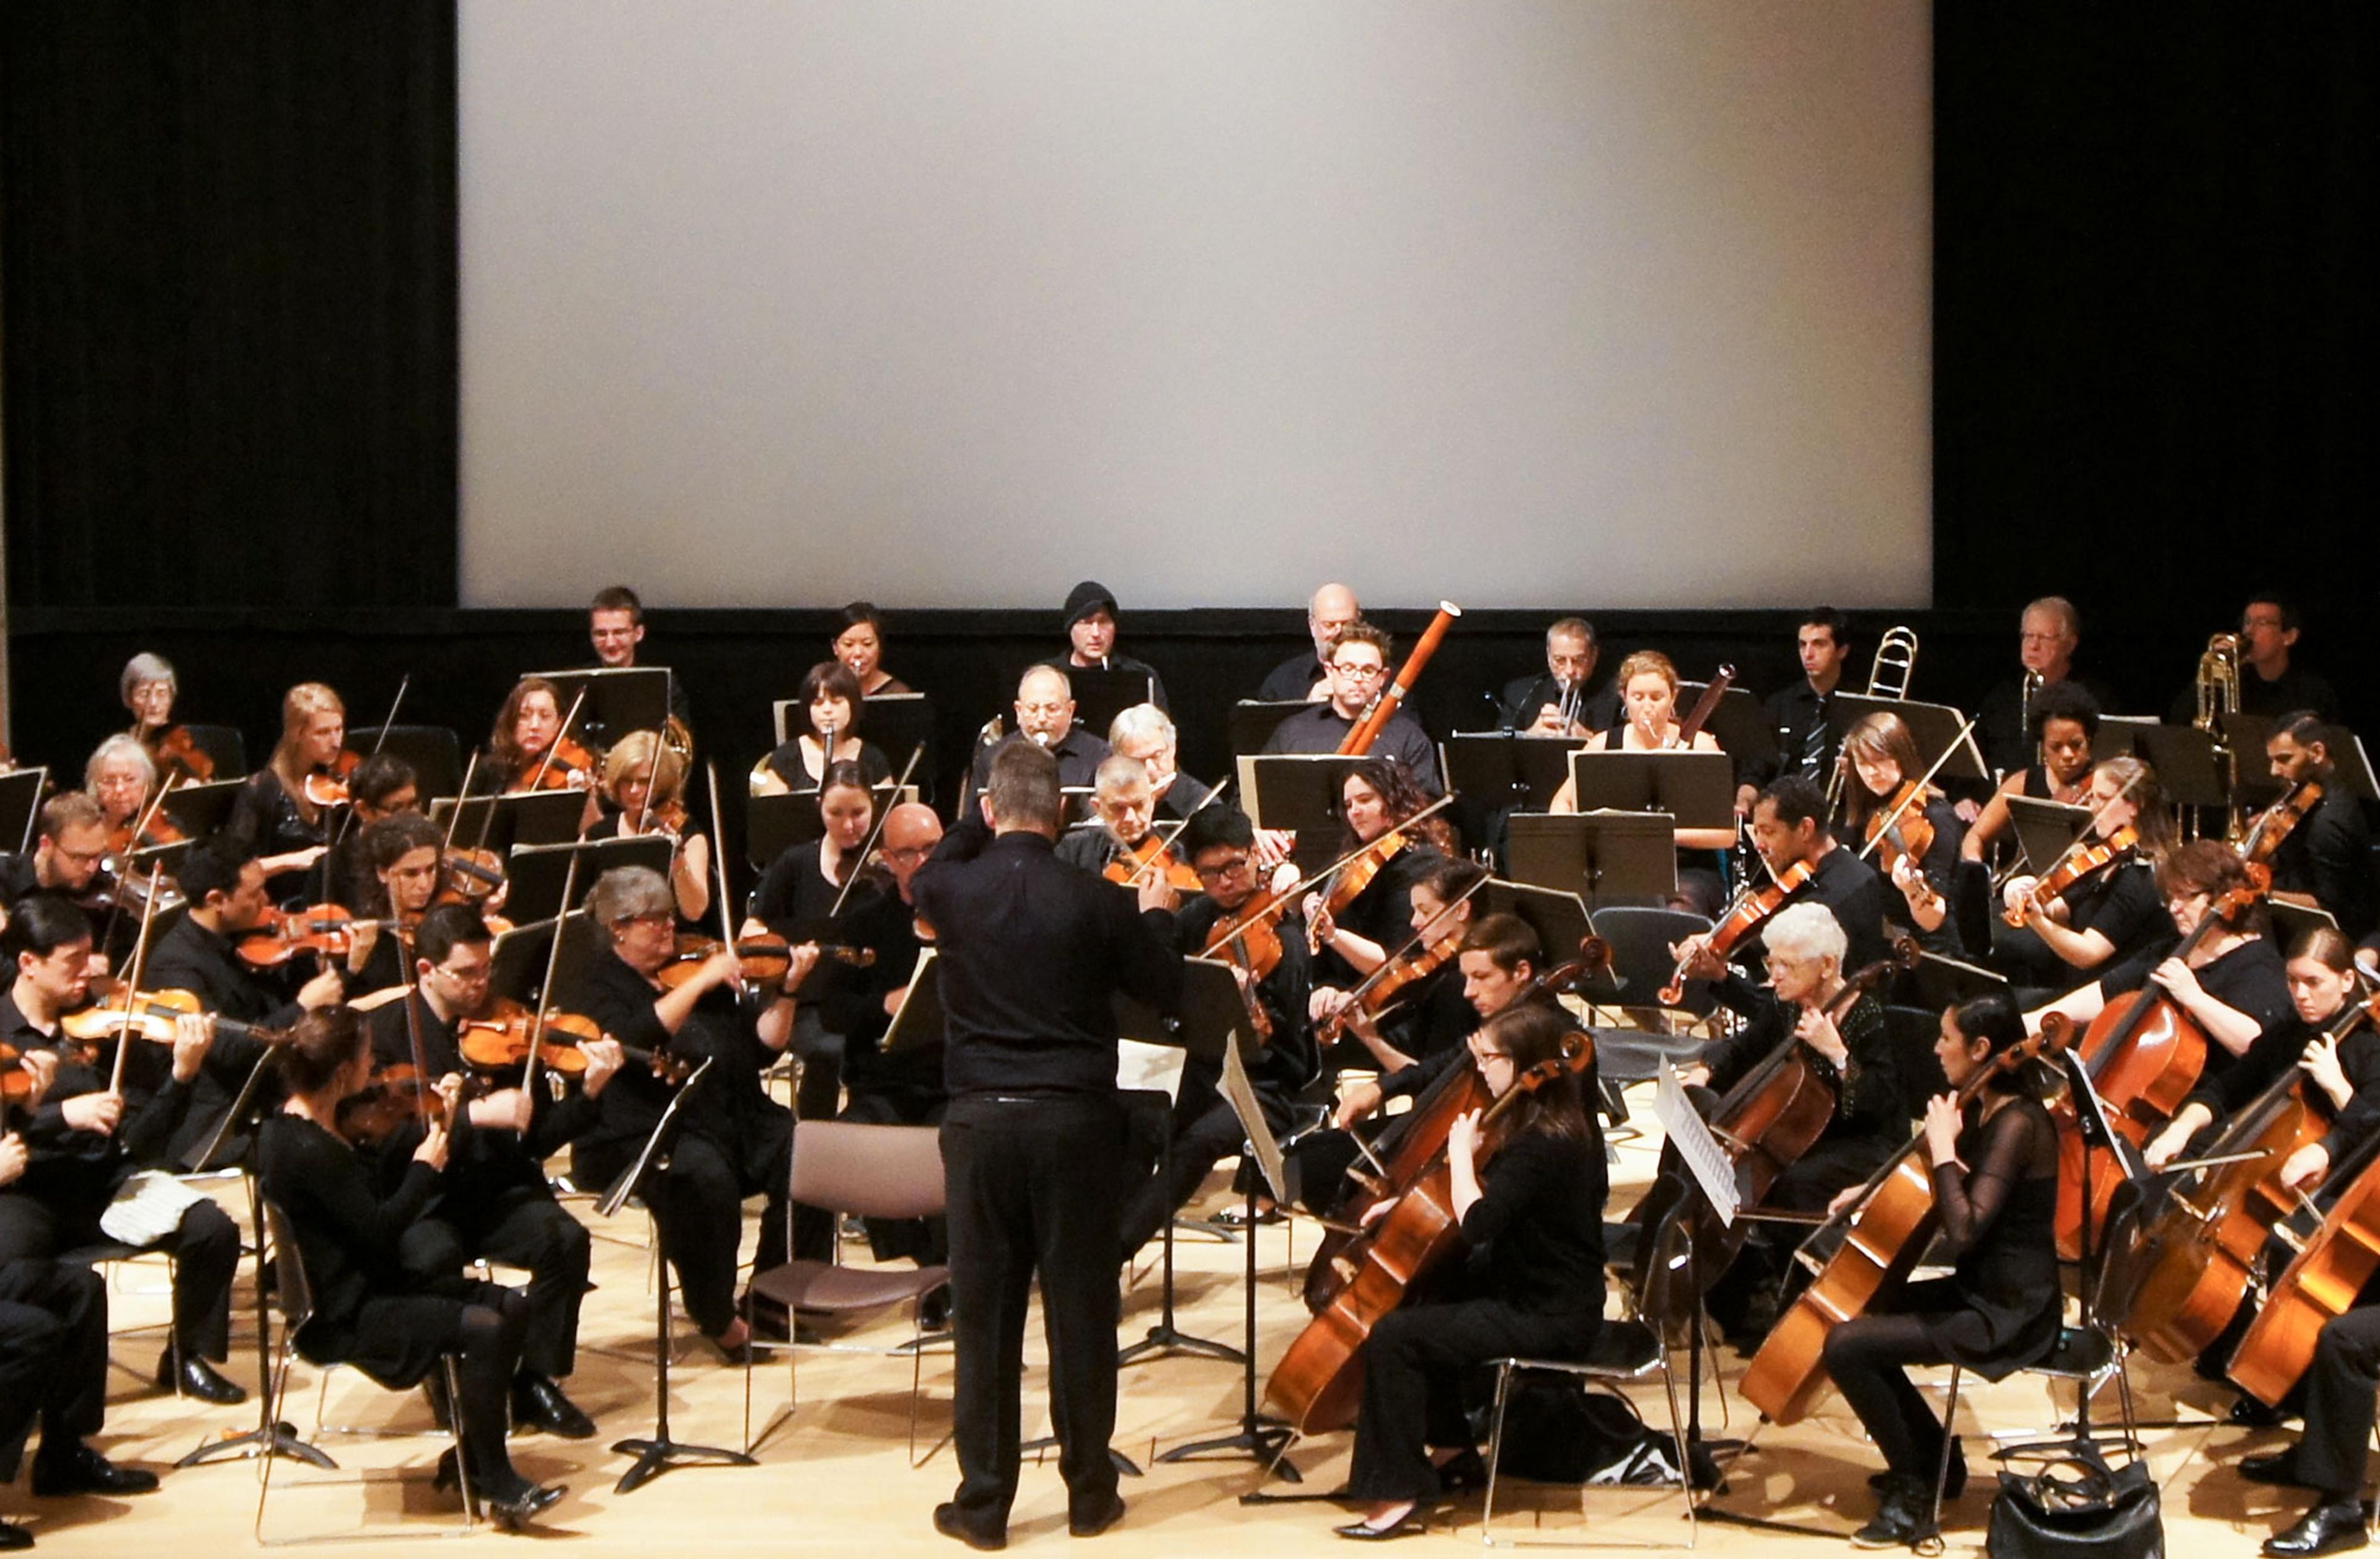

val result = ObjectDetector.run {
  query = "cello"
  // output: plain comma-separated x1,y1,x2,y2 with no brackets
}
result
2230,1119,2380,1407
1742,1013,2079,1424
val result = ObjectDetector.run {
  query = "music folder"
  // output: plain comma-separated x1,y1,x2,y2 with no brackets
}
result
2004,794,2094,878
1478,877,1596,970
1503,813,1677,907
430,790,586,853
1112,956,1246,1066
2126,724,2229,810
1228,699,1315,759
529,665,675,746
1826,695,1990,784
1235,753,1368,875
1056,665,1159,743
1439,731,1577,814
505,836,673,925
1566,749,1734,831
156,777,245,844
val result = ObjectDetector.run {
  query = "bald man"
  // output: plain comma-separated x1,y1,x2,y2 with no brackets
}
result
1257,581,1362,702
817,802,952,1268
967,666,1111,811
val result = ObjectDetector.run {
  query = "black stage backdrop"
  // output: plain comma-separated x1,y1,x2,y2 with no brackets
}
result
4,5,2375,852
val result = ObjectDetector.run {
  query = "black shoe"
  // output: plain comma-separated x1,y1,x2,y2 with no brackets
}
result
2267,1503,2370,1558
510,1373,597,1440
920,1284,953,1333
1849,1473,1936,1550
156,1350,247,1405
433,1452,564,1529
30,1442,161,1498
0,1519,30,1550
1435,1449,1489,1493
1867,1438,1965,1501
2244,1451,2319,1489
1213,1204,1284,1229
1333,1506,1427,1540
1069,1491,1126,1537
933,1501,1007,1551
2236,1395,2293,1428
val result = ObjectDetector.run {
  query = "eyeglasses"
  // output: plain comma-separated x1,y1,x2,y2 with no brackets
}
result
1194,855,1253,881
616,911,674,929
1330,662,1386,681
881,844,932,863
436,962,493,985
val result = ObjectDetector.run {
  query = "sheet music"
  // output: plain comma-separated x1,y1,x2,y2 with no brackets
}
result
1220,1033,1290,1206
1655,1061,1740,1226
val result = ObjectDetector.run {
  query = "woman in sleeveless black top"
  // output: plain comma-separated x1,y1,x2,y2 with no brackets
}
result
1822,994,2061,1548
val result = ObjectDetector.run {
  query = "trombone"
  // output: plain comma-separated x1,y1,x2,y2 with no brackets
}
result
2197,632,2245,844
1866,625,1919,700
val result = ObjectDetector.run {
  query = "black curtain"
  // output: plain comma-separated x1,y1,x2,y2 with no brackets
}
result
1934,2,2377,727
2,1,456,611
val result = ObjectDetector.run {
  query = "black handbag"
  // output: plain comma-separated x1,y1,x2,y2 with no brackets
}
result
1986,1458,2163,1559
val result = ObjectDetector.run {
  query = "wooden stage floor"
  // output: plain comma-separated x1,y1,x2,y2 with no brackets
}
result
4,1106,2313,1555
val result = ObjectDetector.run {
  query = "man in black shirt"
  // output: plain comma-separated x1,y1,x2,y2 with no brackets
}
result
2263,713,2377,940
965,666,1111,810
142,839,345,1168
584,585,695,746
1054,756,1165,876
1974,598,2122,780
1737,607,1854,810
910,743,1181,1549
1496,617,1619,737
1683,777,1890,981
0,896,244,1405
1045,581,1169,713
363,906,625,1439
0,794,113,951
1261,622,1441,795
1255,581,1362,702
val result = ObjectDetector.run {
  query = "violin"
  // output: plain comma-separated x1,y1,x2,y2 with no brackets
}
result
2004,824,2138,929
433,847,508,909
1103,832,1202,893
301,750,363,809
1658,858,1816,1005
76,868,185,924
457,1003,694,1085
518,735,599,793
1,1041,29,1109
144,724,216,785
656,933,875,991
58,987,264,1049
1862,780,1938,878
1315,932,1463,1048
1308,829,1412,955
236,904,360,968
106,810,186,858
2241,777,2324,887
337,1064,450,1146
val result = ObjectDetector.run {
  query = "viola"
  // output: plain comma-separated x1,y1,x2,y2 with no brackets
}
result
1103,832,1202,893
1316,934,1462,1049
1658,858,1815,1005
1267,1031,1592,1434
2004,824,2138,929
2240,777,2324,888
58,987,265,1049
518,736,599,793
1202,902,1285,986
236,904,359,968
337,1063,449,1146
454,1000,687,1085
144,724,216,785
1743,1014,2079,1424
1862,781,1937,878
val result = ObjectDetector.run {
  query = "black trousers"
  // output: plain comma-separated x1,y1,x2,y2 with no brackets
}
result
791,1009,845,1124
1118,1082,1289,1259
1348,1298,1598,1503
399,1183,591,1379
941,1092,1124,1529
2297,1307,2380,1496
1822,1310,1961,1480
340,1282,532,1490
654,1132,793,1338
0,1187,239,1360
0,1259,107,1481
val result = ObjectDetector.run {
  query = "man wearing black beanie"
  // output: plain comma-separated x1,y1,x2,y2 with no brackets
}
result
1048,580,1170,713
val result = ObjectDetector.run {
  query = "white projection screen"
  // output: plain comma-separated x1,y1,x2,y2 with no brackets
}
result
459,2,1930,611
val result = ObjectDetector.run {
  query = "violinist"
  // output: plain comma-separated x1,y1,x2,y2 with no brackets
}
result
565,865,811,1361
1838,712,1967,956
751,661,892,797
86,735,179,861
360,904,627,1440
256,1008,566,1527
1820,994,2061,1548
814,803,948,1267
0,896,245,1404
1494,616,1618,738
1736,607,1854,802
1047,580,1170,712
343,814,444,996
0,795,113,950
2262,710,2376,939
1302,757,1450,984
1972,598,2118,783
599,731,710,923
832,601,912,696
1668,903,1905,1342
966,665,1110,805
326,751,421,912
1960,681,2101,864
1055,754,1168,876
1108,702,1214,820
1118,806,1316,1261
1332,1003,1605,1542
121,650,213,785
143,839,345,1167
226,682,344,898
1311,856,1487,1076
586,585,695,740
1673,777,1890,981
1261,623,1442,795
746,761,883,1123
0,1252,158,1547
1994,756,2175,997
1256,581,1362,702
2127,842,2292,1165
489,676,596,797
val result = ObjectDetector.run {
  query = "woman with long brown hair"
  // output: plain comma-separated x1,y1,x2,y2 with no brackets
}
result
1838,711,1967,955
226,682,344,894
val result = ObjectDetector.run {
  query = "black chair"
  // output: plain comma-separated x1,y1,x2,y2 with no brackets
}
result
178,723,249,780
1949,857,1994,963
1582,906,1718,1023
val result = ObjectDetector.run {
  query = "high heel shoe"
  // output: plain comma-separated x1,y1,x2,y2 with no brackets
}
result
433,1451,565,1529
1334,1504,1427,1540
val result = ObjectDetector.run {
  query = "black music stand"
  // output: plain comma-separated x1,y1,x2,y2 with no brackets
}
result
0,767,46,854
1567,750,1735,832
343,725,462,800
488,913,607,1009
1228,699,1313,757
743,785,909,869
2005,795,2094,878
1054,665,1158,742
1479,878,1597,966
1236,754,1367,875
505,836,671,925
533,666,675,749
2220,711,2284,810
1826,696,1989,784
1504,813,1678,909
2327,728,2379,803
2127,725,2229,811
2093,715,2160,762
1677,684,1778,774
157,777,245,843
430,791,586,853
1910,950,2010,1010
1441,731,1578,813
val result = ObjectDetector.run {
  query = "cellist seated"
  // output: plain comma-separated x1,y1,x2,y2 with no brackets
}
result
1328,1004,1606,1541
1663,903,1906,1343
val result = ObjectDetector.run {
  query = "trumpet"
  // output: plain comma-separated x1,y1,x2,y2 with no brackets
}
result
2197,632,2245,843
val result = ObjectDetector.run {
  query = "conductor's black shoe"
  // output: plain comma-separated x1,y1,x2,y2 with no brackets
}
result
30,1442,159,1498
2242,1451,2317,1488
1868,1438,1965,1501
2265,1502,2370,1558
933,1501,1007,1551
1069,1491,1126,1537
511,1373,597,1440
0,1517,32,1549
156,1350,247,1405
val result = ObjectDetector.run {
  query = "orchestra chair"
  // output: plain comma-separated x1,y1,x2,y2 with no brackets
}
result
1580,907,1719,1032
741,1121,953,1460
1923,1324,2144,1543
56,1238,181,1390
1479,1317,1698,1549
254,1201,475,1544
178,723,250,780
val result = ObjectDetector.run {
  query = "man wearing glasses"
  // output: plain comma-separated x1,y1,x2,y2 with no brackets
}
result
1973,597,2118,782
1117,805,1316,1261
966,665,1111,815
1258,622,1443,795
363,904,627,1439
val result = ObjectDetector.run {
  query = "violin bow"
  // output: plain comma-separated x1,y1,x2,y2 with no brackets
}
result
105,865,169,1096
395,919,436,1132
1851,717,1977,864
826,742,924,921
442,750,482,859
95,775,181,956
326,674,411,862
1214,791,1458,949
525,687,591,792
2024,766,2146,891
1117,776,1236,888
705,760,738,950
522,850,581,1106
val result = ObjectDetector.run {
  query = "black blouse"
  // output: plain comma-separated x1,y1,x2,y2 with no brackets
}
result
1463,1129,1609,1318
